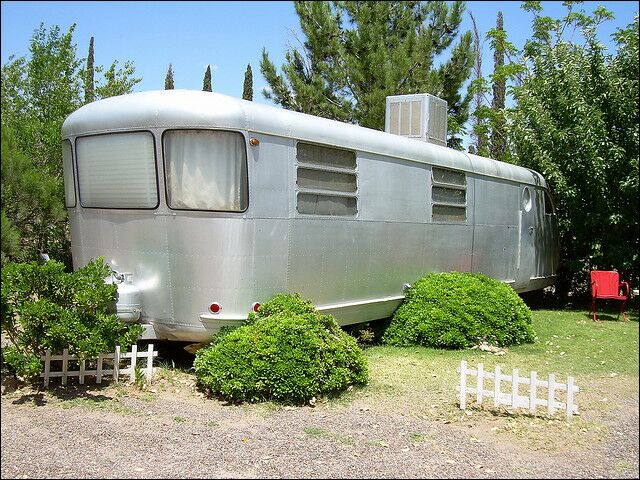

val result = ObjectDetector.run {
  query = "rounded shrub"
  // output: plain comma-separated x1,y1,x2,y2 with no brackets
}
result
194,294,368,404
382,272,535,349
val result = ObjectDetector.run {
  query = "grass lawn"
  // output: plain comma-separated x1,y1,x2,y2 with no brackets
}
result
333,307,639,451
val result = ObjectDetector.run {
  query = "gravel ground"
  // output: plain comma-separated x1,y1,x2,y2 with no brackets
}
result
1,373,638,479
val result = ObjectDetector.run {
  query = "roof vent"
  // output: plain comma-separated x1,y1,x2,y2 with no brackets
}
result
384,93,448,147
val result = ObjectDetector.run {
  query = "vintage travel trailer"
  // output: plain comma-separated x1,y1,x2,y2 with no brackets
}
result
61,90,559,342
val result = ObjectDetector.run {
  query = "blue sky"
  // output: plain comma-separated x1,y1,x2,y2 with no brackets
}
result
1,1,638,128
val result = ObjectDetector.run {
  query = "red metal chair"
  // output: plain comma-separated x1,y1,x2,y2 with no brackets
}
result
590,270,630,322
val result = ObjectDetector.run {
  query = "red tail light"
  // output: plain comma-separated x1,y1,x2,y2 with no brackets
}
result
209,302,221,314
252,302,261,312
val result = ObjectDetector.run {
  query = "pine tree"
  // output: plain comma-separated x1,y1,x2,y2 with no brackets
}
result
202,65,212,92
84,36,94,104
242,64,253,101
164,63,174,90
261,1,474,148
489,11,506,161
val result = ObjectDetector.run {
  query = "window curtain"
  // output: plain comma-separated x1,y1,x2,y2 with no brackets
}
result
164,130,247,211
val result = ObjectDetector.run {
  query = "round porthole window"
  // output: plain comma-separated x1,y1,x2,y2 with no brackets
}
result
522,187,532,212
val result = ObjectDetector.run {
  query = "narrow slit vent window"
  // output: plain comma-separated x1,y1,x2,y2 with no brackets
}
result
296,142,357,216
76,132,157,209
62,140,76,207
431,167,466,222
164,130,248,211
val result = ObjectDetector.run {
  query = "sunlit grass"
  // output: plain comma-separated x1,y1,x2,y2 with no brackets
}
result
344,309,639,451
362,309,639,403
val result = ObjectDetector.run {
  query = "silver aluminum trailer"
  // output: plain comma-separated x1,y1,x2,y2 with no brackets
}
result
61,90,559,342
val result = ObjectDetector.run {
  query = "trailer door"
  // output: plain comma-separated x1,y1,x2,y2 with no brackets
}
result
515,186,536,289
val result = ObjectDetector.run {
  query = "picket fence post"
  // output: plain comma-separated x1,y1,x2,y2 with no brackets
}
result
493,365,501,408
529,371,537,414
129,344,138,382
145,343,154,381
547,373,556,416
113,345,120,382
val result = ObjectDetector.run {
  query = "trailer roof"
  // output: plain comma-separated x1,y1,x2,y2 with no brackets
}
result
62,90,545,187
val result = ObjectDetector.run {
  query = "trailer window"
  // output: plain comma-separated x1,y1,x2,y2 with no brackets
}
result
76,132,158,209
62,140,76,207
296,142,357,216
431,167,466,222
163,130,248,212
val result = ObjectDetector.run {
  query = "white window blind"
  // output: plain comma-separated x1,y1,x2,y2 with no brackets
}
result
76,132,157,208
62,140,76,207
163,130,248,211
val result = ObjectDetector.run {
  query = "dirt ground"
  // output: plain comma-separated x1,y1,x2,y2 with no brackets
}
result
1,354,638,479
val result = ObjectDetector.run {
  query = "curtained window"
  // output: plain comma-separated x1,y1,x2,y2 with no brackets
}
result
163,130,248,211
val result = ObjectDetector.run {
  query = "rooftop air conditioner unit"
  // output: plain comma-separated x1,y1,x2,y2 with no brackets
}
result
384,93,448,147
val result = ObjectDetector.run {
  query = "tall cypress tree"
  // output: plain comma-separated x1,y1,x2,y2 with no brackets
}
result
469,13,487,156
202,65,212,92
490,11,506,161
164,63,174,90
261,1,474,148
242,64,253,100
84,36,94,103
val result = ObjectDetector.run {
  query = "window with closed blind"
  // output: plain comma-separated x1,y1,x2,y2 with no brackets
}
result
76,131,158,209
431,167,467,222
296,142,357,216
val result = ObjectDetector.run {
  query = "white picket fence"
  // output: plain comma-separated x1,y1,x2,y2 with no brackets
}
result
40,344,158,387
457,360,580,421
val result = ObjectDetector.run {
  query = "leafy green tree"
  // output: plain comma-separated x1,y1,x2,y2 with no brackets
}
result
242,63,253,100
94,60,141,99
202,65,212,92
165,63,174,89
261,1,474,148
1,23,141,267
501,3,639,296
84,36,94,103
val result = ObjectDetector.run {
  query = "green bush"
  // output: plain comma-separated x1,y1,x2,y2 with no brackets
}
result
194,293,368,404
382,272,535,349
1,258,143,379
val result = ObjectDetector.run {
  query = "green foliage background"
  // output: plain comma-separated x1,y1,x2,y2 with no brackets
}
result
473,3,639,296
0,24,141,268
